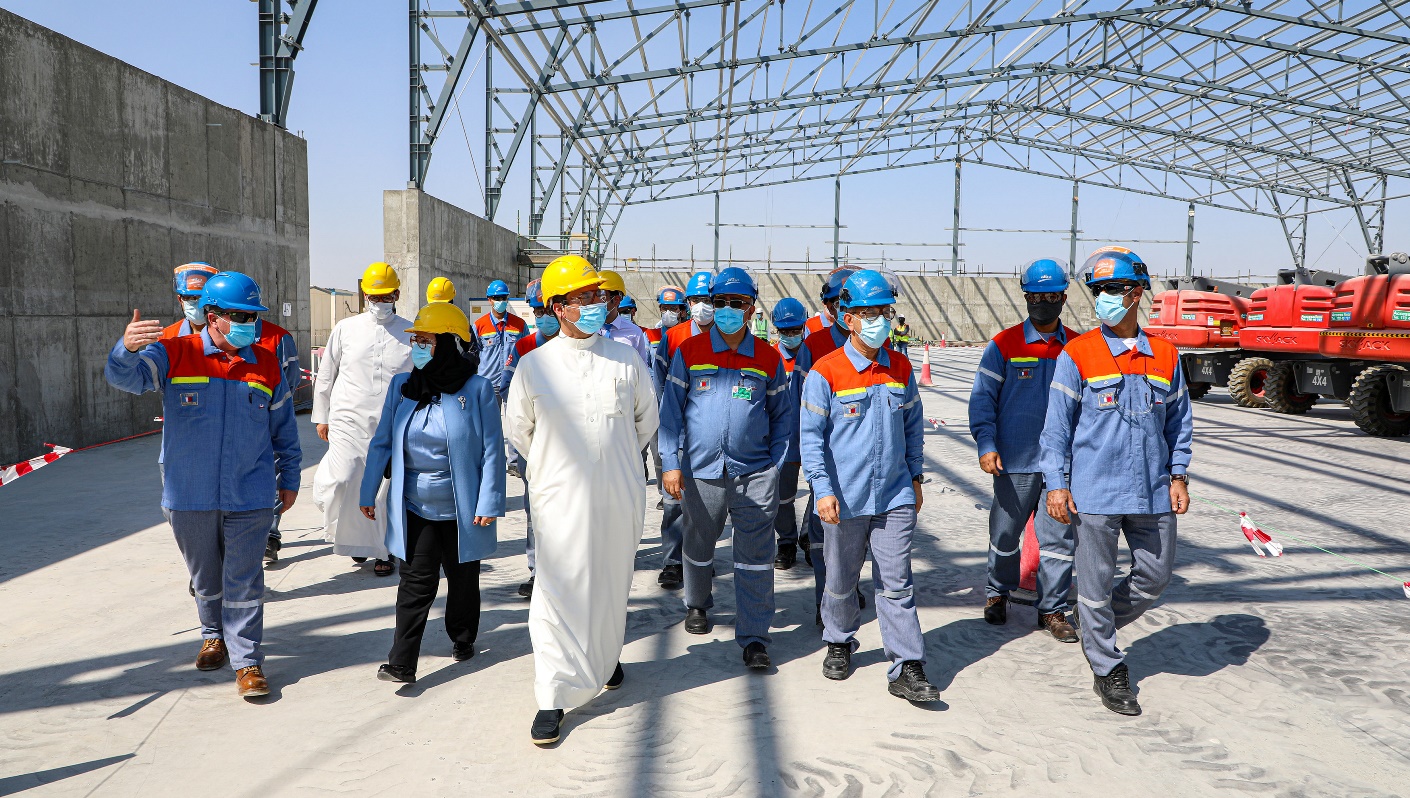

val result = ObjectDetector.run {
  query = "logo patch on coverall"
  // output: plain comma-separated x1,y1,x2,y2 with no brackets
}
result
1098,390,1117,408
843,404,861,418
1017,368,1033,380
180,392,199,407
731,384,754,400
696,378,711,391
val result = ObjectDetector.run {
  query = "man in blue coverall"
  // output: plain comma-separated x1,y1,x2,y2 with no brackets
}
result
1040,246,1193,716
968,258,1079,642
106,272,301,699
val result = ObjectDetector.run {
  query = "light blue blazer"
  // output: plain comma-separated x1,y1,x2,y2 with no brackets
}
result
359,372,506,563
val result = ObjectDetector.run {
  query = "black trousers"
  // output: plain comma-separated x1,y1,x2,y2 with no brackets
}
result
388,510,481,668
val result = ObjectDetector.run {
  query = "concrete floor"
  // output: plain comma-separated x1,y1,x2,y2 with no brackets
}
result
1,348,1408,797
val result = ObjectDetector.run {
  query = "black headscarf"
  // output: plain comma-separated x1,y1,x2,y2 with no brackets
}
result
402,332,475,408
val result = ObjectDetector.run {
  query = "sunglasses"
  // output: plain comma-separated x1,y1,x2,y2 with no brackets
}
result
1024,292,1066,303
217,311,259,324
1093,283,1139,296
710,297,754,310
846,306,896,321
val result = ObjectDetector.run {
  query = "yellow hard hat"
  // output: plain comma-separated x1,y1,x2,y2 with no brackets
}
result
598,269,627,293
426,276,456,303
541,255,601,302
362,262,400,296
406,302,472,342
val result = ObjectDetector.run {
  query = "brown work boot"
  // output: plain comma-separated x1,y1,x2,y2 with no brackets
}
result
195,638,227,671
983,595,1007,625
1039,611,1079,643
236,666,270,698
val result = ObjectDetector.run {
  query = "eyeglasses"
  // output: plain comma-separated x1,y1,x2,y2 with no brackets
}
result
687,296,711,305
1025,292,1066,303
845,306,896,321
710,297,754,310
410,334,436,346
217,311,259,324
1093,282,1139,297
778,327,804,336
366,294,397,304
532,307,552,318
560,289,608,307
659,305,686,313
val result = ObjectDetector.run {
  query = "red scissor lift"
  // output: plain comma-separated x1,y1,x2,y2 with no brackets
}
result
1145,276,1256,402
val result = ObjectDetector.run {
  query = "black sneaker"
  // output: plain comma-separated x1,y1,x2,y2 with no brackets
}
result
452,643,475,662
531,709,563,745
684,608,710,635
604,663,624,690
743,642,771,670
888,661,941,702
518,576,535,599
774,543,797,570
189,581,195,598
1094,663,1141,716
264,536,280,565
658,564,683,590
822,642,851,680
377,663,416,683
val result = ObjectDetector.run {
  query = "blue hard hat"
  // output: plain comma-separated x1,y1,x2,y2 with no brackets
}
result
1021,258,1071,293
618,295,637,311
685,271,714,298
657,286,686,306
839,269,896,309
771,297,807,329
1082,247,1150,288
173,262,218,297
710,267,757,298
820,266,859,301
199,271,268,313
486,279,510,298
526,279,544,309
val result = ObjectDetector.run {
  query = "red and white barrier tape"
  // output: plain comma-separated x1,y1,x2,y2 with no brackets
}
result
1,445,71,486
927,417,947,430
1238,512,1283,558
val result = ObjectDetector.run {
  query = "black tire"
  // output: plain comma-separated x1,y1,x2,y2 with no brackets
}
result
1263,362,1318,414
1227,357,1272,408
1349,365,1410,437
1187,382,1212,401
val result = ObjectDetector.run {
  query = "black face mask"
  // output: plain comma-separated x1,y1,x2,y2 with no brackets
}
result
1027,299,1064,326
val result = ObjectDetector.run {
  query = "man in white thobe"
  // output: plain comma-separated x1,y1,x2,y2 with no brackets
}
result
505,257,658,746
311,265,413,570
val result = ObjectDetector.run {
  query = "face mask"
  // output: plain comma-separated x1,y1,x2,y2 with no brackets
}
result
714,307,746,335
410,341,434,369
1094,292,1132,326
369,301,394,321
492,299,508,314
690,302,714,326
182,298,204,326
1027,299,1064,326
857,316,891,349
660,310,680,329
536,313,560,336
780,334,803,350
572,302,608,335
224,321,257,349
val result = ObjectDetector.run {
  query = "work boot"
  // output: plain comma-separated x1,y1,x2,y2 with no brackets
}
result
684,608,710,635
888,661,942,702
774,542,797,570
507,460,521,479
984,595,1007,625
815,603,823,627
1094,663,1141,716
236,666,270,698
452,643,476,662
195,638,227,671
377,663,416,683
604,663,625,690
657,564,683,590
518,576,535,599
531,709,563,745
1039,611,1078,643
264,536,280,565
822,642,852,680
743,643,771,670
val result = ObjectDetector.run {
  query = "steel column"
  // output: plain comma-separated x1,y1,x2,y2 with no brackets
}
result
1068,181,1080,276
832,177,841,271
713,191,721,272
1185,203,1196,278
951,158,962,277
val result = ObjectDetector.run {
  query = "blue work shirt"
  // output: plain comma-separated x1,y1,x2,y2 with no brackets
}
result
968,319,1077,474
473,311,528,394
1039,326,1194,515
653,319,706,399
168,318,301,402
776,341,804,464
105,329,302,512
800,341,924,519
658,325,794,479
403,399,456,521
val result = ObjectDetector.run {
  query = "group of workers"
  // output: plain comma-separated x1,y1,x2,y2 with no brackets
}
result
102,241,1192,740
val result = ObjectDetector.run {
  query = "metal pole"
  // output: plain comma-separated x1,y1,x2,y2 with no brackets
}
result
833,177,842,270
528,113,539,236
258,0,277,122
950,157,962,276
408,0,422,186
1068,181,1080,276
713,191,721,272
1185,202,1196,278
484,41,494,217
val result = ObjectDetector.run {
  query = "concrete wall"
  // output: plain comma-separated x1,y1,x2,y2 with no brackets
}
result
0,10,310,465
382,189,523,322
310,286,360,348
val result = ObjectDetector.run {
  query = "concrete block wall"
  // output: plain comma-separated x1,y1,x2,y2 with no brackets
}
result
382,189,523,322
0,10,310,465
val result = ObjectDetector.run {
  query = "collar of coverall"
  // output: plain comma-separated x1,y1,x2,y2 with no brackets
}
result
1022,317,1070,346
842,338,890,371
708,323,755,357
200,327,258,362
1098,323,1153,357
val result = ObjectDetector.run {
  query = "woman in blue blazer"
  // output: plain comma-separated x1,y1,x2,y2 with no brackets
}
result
360,303,506,683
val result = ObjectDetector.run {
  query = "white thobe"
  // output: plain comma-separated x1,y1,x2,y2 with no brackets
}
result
505,333,658,710
311,311,413,558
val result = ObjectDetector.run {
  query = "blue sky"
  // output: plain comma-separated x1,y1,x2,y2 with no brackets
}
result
6,1,1404,290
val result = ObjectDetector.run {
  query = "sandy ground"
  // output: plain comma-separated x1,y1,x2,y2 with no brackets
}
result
1,348,1408,797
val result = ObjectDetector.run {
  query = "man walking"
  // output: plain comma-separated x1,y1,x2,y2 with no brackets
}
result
502,279,558,599
769,297,809,570
474,279,527,405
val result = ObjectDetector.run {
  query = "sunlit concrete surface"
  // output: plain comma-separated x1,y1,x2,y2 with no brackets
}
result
2,349,1407,797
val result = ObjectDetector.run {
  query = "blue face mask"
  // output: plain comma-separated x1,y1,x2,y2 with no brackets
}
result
492,299,509,314
573,303,608,335
182,299,204,326
713,306,746,335
780,333,803,350
536,313,560,336
411,341,434,369
224,321,257,349
858,316,891,349
1094,291,1132,326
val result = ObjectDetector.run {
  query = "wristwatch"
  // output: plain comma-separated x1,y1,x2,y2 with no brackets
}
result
1170,474,1189,484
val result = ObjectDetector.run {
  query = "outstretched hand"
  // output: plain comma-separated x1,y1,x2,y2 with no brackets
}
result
123,309,163,352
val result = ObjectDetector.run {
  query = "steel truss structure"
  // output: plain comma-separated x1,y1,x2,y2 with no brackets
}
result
397,0,1408,269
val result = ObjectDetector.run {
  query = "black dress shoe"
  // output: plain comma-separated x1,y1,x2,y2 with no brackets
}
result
743,643,771,670
531,709,563,745
264,536,280,565
888,661,941,702
604,662,624,689
377,663,416,683
657,564,683,590
1094,663,1141,715
452,643,476,661
984,596,1007,625
518,576,535,599
774,543,797,570
684,608,710,635
352,557,368,564
822,642,851,680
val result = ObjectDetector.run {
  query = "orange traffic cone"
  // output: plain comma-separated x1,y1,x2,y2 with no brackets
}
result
939,333,947,348
919,343,933,386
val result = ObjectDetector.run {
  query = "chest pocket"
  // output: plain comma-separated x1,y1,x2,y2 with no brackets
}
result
1084,375,1123,413
885,384,908,411
833,389,867,421
732,370,765,404
604,377,629,417
171,378,210,412
688,366,718,396
243,381,273,416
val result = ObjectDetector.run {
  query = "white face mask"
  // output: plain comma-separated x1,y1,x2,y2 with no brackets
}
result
368,300,394,321
659,310,680,329
690,301,714,326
